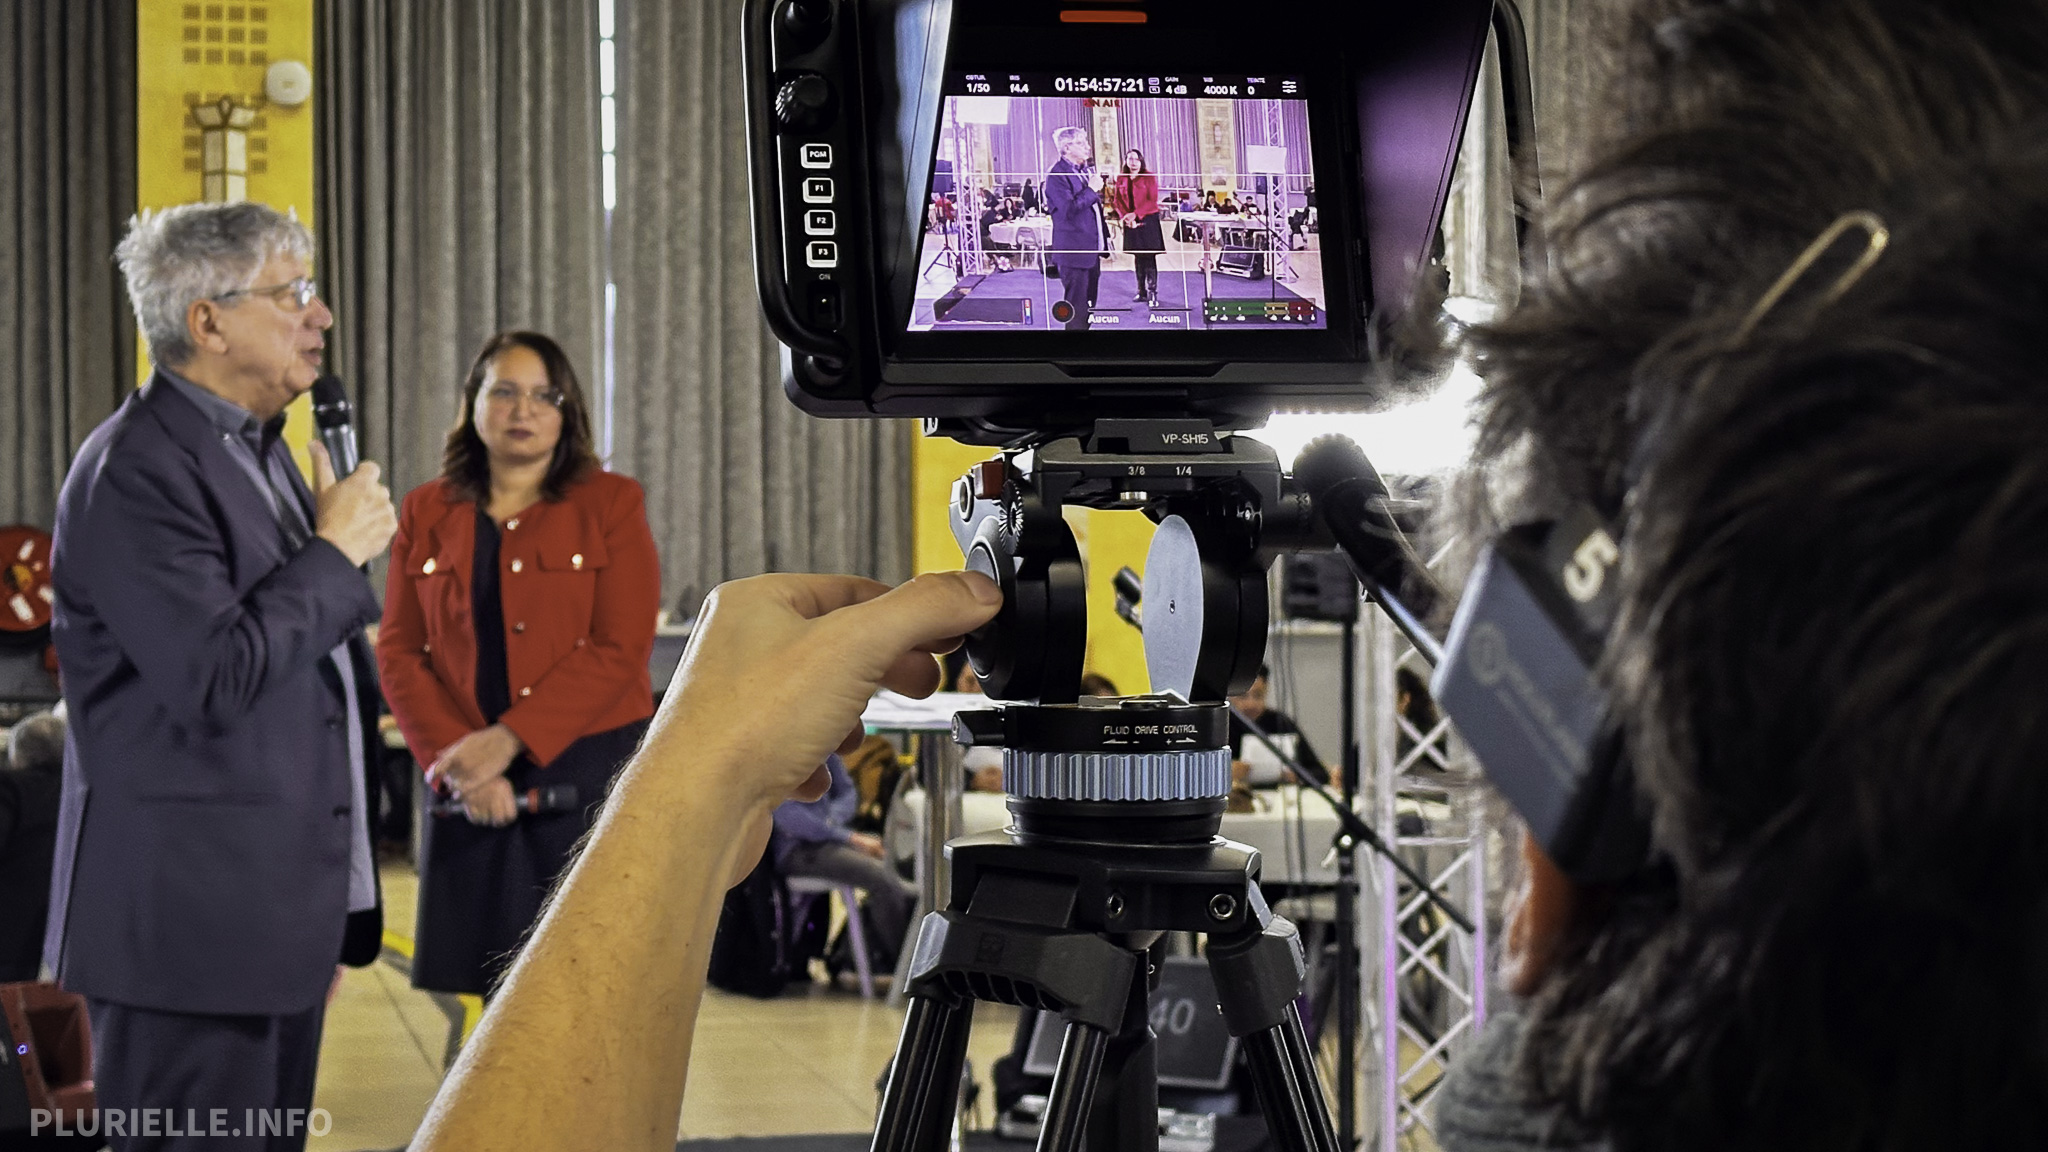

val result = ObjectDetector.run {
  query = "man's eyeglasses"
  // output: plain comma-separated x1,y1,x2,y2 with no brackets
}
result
483,384,566,410
213,277,321,311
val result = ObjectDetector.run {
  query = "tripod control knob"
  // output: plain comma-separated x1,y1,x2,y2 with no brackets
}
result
952,709,1006,747
775,73,836,133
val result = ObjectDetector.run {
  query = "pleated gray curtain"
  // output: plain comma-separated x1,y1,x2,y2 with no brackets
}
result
1444,0,1600,305
0,1,136,528
315,0,606,508
611,0,909,615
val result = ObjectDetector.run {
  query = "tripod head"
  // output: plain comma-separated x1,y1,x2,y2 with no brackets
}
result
945,418,1335,842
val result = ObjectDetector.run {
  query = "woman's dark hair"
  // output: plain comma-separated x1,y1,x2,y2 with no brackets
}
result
440,329,601,503
1122,148,1150,175
1463,2,2048,1150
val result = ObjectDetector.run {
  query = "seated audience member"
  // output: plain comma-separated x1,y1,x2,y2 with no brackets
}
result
1430,3,2048,1150
0,709,65,982
410,6,2048,1151
1228,665,1329,787
1079,671,1118,698
772,753,918,972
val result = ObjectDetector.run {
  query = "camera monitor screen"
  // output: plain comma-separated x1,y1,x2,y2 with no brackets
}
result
909,72,1324,336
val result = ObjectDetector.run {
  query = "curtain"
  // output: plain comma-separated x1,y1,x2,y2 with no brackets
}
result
611,0,909,615
315,0,606,509
1444,0,1601,304
0,1,136,528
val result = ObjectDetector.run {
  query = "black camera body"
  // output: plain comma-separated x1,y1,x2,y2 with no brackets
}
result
744,0,1503,443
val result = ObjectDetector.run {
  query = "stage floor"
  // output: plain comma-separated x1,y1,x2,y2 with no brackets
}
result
910,233,1327,333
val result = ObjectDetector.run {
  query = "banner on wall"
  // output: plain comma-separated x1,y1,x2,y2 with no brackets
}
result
1090,99,1122,253
1196,98,1237,198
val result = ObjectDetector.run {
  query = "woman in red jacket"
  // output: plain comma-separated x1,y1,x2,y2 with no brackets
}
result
378,329,659,995
1108,148,1165,307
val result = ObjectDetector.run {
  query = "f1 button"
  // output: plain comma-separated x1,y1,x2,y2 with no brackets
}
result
802,177,834,203
806,241,839,269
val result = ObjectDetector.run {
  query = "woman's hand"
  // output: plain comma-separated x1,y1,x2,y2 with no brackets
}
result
461,776,520,827
847,831,887,860
645,571,1002,886
431,724,526,795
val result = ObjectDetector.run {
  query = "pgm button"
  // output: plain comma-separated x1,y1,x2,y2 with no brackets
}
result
801,143,833,168
807,241,839,269
802,177,834,203
805,209,835,236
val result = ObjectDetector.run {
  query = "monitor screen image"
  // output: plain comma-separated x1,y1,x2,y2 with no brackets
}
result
909,72,1324,335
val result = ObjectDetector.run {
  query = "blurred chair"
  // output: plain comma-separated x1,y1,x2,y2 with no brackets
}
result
0,981,95,1135
785,877,874,998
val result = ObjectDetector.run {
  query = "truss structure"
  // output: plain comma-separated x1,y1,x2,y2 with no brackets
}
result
1358,611,1492,1151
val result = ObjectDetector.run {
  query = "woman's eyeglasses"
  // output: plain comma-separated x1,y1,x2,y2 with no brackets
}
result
483,384,566,410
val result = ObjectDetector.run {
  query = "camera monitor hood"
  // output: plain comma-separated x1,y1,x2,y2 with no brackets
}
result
745,0,1512,443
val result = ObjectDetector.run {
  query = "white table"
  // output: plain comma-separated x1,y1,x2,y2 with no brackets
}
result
860,691,983,1003
987,217,1052,249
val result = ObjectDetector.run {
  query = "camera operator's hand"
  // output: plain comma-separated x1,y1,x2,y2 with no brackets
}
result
645,571,1003,886
413,570,1001,1152
309,441,398,566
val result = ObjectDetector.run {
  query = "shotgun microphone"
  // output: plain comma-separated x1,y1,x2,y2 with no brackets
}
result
1292,435,1447,663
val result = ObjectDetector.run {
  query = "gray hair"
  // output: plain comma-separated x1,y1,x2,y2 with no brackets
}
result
6,710,65,774
115,202,314,369
1053,126,1090,151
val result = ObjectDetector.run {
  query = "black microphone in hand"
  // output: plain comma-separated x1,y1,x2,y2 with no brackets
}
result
310,374,359,478
1293,435,1447,663
428,783,581,820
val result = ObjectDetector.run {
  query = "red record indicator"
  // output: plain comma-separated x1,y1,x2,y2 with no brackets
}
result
0,524,54,634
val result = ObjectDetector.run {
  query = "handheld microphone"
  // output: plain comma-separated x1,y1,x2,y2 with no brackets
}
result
1292,435,1446,663
309,375,359,478
428,783,581,820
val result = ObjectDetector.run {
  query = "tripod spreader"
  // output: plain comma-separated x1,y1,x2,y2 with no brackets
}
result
872,825,1339,1152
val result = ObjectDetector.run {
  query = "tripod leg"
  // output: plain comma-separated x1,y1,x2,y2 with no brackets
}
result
1240,1009,1341,1152
1036,1020,1107,1152
872,994,971,1152
911,996,976,1150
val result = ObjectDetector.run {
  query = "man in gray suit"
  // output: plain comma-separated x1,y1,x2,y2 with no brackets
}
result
45,202,398,1151
1044,126,1107,331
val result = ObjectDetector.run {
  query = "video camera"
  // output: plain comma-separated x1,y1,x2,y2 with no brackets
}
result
744,0,1525,443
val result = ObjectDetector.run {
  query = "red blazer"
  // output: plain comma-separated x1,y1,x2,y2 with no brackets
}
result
377,470,659,770
1109,173,1161,221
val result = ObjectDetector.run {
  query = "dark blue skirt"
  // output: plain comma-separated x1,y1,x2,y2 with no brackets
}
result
411,718,648,995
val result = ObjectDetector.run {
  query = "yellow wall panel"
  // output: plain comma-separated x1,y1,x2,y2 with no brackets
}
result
137,0,318,473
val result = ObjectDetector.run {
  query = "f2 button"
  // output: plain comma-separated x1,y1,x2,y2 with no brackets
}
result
805,209,835,236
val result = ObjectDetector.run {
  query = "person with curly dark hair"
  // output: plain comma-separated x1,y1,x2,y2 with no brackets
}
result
1432,2,2048,1150
378,329,660,996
